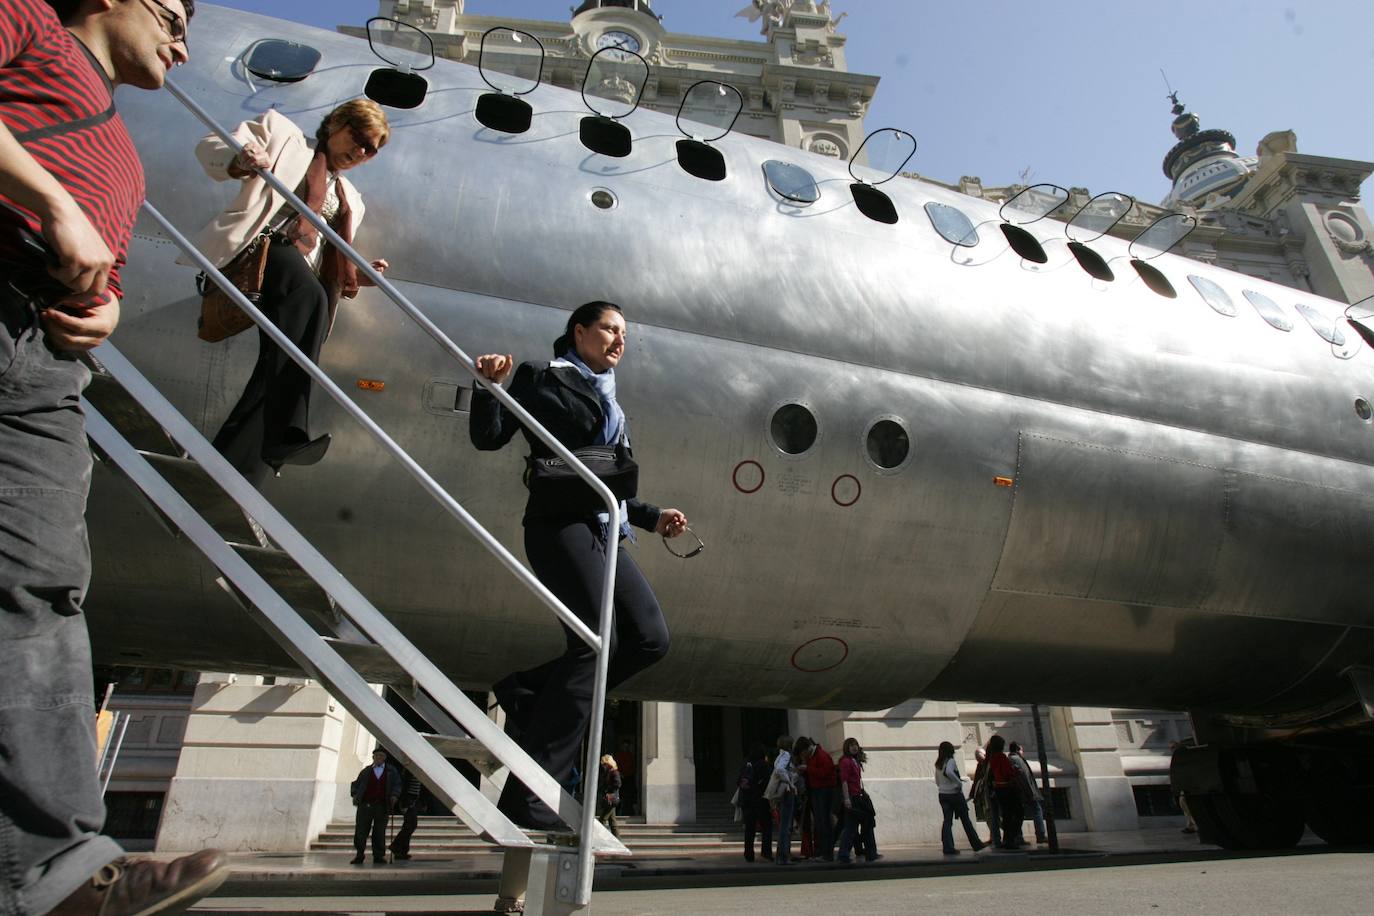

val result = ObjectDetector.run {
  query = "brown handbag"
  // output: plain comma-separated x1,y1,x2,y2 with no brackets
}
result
196,234,271,342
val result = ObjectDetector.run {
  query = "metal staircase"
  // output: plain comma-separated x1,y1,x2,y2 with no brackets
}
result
80,79,630,913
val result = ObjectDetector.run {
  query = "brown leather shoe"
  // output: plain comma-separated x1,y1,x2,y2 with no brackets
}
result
48,850,230,916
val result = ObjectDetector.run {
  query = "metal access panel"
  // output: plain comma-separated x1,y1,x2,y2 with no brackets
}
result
991,431,1374,628
991,432,1226,610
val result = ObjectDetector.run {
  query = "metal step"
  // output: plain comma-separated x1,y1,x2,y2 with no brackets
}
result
323,637,413,685
84,368,177,455
230,543,338,632
140,451,261,544
420,733,501,775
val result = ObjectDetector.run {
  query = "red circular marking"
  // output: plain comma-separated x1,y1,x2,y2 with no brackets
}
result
791,636,850,673
733,459,765,494
831,474,861,507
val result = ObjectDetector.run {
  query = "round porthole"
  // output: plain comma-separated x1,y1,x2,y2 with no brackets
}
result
769,402,818,456
1356,398,1372,422
589,188,617,210
863,416,912,473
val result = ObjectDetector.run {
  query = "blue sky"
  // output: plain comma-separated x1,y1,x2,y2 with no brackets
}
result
204,1,1374,205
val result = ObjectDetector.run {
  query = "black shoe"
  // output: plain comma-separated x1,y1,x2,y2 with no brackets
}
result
373,857,387,864
943,849,960,855
262,432,331,472
350,854,364,865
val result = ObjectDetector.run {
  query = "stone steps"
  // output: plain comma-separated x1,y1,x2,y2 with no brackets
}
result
313,814,747,855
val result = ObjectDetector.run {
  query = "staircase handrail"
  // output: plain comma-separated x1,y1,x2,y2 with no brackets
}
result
86,342,627,857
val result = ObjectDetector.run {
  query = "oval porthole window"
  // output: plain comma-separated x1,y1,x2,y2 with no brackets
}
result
925,202,978,247
1356,398,1373,422
589,188,617,210
864,418,911,472
762,160,820,205
769,403,818,455
244,39,321,83
1187,274,1238,317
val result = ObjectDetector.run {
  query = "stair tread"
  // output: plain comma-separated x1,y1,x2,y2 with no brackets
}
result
84,371,177,455
230,543,335,623
139,451,260,543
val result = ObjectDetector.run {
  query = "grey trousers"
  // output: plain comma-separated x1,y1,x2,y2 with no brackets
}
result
1,296,122,915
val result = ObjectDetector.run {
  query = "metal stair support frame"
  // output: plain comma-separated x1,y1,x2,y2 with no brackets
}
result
85,343,627,859
85,404,535,850
118,77,633,905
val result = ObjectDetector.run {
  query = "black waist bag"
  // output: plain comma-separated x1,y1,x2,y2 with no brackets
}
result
525,439,639,511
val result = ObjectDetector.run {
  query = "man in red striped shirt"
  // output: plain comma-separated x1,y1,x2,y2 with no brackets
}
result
1,3,230,915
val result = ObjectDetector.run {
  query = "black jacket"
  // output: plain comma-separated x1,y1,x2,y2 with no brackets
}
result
350,763,401,807
470,361,661,528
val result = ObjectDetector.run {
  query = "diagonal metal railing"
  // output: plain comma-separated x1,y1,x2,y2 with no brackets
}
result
102,76,627,902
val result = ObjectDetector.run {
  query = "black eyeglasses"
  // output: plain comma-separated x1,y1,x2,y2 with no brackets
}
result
142,0,188,48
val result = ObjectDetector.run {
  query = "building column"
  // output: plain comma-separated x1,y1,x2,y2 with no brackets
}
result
1056,707,1139,831
824,700,964,846
156,674,367,852
640,701,694,824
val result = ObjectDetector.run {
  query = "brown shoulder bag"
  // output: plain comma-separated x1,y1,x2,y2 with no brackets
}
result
196,234,271,342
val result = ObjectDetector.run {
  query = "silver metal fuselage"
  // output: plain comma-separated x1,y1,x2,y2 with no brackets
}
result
87,6,1374,716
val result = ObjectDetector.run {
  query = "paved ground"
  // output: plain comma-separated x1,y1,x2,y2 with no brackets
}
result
181,827,1373,914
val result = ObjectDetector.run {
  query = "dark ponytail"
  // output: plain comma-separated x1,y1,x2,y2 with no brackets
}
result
553,300,623,358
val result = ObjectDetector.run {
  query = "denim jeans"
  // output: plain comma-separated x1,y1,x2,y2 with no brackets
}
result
836,802,877,862
939,792,982,852
1,297,122,915
775,792,796,863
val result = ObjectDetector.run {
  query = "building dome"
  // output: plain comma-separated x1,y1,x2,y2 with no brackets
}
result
1160,93,1257,210
573,0,656,17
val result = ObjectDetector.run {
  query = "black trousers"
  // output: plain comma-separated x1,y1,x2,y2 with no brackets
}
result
995,785,1025,847
391,804,418,856
353,801,389,860
743,798,772,861
212,240,329,483
497,519,669,826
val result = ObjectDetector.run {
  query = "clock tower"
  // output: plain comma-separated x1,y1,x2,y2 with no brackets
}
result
570,0,665,64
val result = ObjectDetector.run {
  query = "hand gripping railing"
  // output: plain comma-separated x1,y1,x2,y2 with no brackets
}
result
143,78,624,902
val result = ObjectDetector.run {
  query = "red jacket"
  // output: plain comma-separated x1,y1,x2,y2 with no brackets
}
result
805,746,837,789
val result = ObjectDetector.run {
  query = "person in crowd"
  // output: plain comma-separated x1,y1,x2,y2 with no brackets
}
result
471,301,689,829
985,734,1024,849
1009,740,1047,845
836,737,880,864
597,754,622,837
935,741,986,855
969,744,1001,848
389,766,423,860
349,748,401,865
186,99,391,481
739,742,773,862
773,736,812,864
803,736,837,860
1,2,231,913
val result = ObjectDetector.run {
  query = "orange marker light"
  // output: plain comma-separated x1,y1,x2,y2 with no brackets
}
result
993,476,1014,488
356,379,385,392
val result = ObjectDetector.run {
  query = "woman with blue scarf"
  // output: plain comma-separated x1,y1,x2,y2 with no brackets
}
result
471,300,688,830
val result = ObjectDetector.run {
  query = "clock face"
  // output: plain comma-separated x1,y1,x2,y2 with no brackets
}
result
595,30,641,59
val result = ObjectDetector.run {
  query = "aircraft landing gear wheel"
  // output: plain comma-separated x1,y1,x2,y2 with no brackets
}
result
1305,789,1374,847
1190,792,1304,850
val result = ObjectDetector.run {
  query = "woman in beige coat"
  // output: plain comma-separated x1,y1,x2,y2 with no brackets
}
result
189,99,390,480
